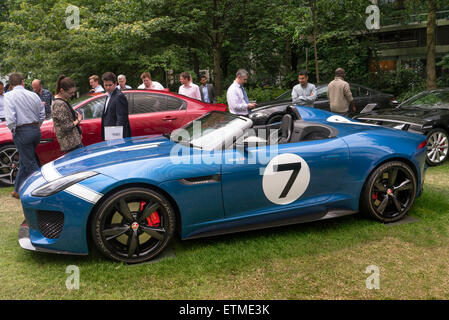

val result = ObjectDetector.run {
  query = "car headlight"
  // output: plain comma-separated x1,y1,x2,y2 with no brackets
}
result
32,171,99,197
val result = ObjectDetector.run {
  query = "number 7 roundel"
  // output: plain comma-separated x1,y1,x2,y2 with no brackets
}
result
262,153,311,205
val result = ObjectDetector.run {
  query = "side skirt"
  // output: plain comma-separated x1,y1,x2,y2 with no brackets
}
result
184,209,357,240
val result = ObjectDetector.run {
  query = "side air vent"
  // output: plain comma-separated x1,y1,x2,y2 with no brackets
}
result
179,175,221,185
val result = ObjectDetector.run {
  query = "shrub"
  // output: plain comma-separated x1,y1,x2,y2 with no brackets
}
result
217,87,289,105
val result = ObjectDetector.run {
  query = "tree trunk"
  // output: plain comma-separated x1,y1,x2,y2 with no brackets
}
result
426,0,437,90
311,0,320,83
213,44,223,95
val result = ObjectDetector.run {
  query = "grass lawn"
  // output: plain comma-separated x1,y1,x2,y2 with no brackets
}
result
0,162,448,300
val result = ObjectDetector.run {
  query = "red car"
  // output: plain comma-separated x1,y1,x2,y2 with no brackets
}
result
0,89,227,186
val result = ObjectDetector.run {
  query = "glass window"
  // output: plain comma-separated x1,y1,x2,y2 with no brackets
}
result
316,86,328,99
133,93,166,114
350,86,359,97
407,91,449,109
166,96,186,110
78,97,106,119
359,87,371,96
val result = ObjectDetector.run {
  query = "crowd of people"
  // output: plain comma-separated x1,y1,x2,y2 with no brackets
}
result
0,66,354,199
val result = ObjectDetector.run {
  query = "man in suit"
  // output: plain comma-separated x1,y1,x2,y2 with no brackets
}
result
199,75,216,104
101,72,131,141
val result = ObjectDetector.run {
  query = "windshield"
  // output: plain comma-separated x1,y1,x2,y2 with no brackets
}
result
400,91,449,109
170,111,253,151
43,95,93,121
275,85,327,101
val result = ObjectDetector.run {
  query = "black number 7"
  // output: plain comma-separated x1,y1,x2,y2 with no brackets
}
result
273,162,302,199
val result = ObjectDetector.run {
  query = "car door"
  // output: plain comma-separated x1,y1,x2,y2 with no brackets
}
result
130,92,187,136
221,137,349,220
76,96,107,146
35,120,62,164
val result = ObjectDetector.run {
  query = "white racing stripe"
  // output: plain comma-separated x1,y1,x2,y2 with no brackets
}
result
326,115,379,126
39,141,162,204
41,162,103,204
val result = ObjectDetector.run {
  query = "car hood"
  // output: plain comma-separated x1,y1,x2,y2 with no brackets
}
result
46,135,175,177
355,107,448,126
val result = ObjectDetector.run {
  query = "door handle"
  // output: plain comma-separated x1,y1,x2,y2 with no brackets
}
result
163,116,177,121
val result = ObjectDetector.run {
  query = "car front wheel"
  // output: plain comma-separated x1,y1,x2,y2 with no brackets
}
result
426,129,449,166
91,188,176,263
360,161,417,223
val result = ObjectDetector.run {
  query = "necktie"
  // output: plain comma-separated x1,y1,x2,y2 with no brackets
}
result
241,86,249,104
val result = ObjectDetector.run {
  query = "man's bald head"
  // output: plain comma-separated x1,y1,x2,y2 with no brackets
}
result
32,79,42,94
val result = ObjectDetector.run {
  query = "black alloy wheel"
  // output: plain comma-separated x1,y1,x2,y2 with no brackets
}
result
361,161,417,223
0,145,19,186
91,188,176,263
426,129,449,166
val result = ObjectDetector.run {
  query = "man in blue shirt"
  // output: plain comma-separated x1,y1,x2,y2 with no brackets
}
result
4,73,46,198
32,79,53,118
291,70,317,107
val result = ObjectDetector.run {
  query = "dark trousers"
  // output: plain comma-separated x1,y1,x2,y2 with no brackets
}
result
13,125,41,192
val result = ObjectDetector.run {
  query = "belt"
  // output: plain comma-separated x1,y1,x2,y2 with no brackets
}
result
17,122,39,129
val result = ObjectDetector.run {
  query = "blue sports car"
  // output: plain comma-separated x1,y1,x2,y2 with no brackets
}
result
18,106,428,263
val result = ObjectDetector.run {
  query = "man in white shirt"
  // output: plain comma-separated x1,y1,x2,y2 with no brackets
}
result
117,74,132,90
291,70,317,107
0,81,5,121
89,75,105,93
227,69,256,116
137,72,164,90
178,72,201,100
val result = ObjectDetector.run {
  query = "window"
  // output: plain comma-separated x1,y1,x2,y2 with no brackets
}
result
350,86,359,97
166,96,186,110
133,93,166,114
79,97,106,119
133,93,185,114
359,87,371,97
316,86,328,100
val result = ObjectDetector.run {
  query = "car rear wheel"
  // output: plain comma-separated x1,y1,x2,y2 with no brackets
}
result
426,129,449,166
360,161,417,223
0,145,19,186
91,188,176,263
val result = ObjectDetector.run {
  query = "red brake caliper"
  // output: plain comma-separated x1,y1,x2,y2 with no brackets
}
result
140,202,160,227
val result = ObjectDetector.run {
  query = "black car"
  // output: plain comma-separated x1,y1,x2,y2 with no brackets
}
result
354,89,449,166
273,83,393,112
251,83,394,125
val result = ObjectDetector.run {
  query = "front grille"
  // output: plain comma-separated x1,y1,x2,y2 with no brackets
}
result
37,210,64,239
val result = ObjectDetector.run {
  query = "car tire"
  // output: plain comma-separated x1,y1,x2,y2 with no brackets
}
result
0,144,19,187
425,129,449,166
91,187,176,263
360,161,417,223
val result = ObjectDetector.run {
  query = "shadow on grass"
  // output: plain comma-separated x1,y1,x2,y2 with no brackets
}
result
14,184,449,275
